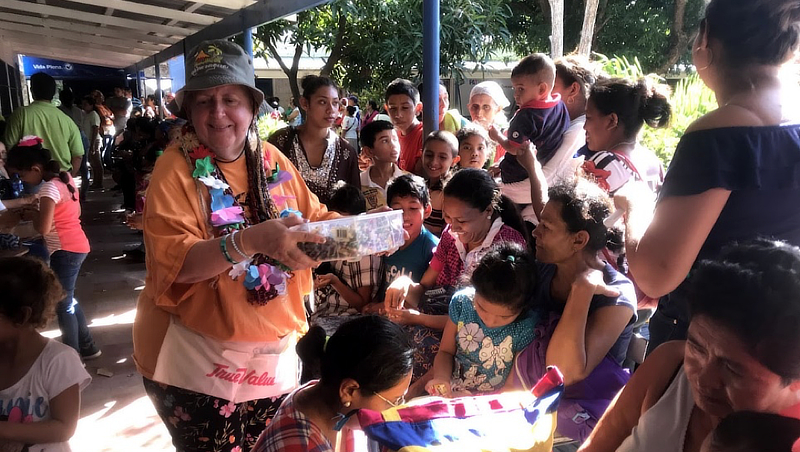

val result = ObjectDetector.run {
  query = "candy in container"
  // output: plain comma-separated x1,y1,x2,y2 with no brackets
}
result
293,210,405,262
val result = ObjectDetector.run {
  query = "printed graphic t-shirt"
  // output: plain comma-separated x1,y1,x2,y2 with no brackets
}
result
0,340,91,452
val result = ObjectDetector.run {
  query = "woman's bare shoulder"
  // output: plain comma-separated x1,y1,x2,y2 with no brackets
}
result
636,340,686,410
684,105,769,134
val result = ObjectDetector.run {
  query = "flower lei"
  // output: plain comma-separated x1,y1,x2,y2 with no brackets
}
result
180,125,296,305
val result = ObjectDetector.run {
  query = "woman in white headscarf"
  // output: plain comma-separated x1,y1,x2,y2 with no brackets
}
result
467,81,510,164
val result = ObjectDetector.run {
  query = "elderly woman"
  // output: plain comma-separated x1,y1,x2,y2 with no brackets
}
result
615,0,800,352
503,177,637,441
467,81,511,164
133,40,332,452
580,239,800,452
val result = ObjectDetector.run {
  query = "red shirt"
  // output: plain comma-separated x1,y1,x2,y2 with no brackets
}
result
397,122,424,173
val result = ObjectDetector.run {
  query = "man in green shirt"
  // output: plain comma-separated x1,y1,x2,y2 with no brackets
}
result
3,73,83,175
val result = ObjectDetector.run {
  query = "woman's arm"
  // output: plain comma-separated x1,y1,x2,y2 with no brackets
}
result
515,142,548,220
384,266,439,311
175,216,324,284
0,384,80,444
617,188,730,298
579,341,686,452
316,273,372,311
426,319,458,396
546,271,630,386
388,310,448,330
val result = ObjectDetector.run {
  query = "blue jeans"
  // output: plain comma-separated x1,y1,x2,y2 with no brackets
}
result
50,250,98,355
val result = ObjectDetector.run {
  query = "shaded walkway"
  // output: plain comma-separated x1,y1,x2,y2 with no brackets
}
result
41,184,172,451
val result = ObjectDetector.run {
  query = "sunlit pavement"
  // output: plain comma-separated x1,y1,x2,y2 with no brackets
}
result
44,183,173,451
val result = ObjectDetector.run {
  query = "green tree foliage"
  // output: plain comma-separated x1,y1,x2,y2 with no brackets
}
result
507,0,705,72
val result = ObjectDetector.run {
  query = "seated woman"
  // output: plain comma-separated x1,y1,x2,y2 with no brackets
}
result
384,168,529,393
253,315,413,452
505,178,638,442
580,239,800,452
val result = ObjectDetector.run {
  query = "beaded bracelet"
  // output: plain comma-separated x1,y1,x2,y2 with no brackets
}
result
231,229,252,260
220,234,238,264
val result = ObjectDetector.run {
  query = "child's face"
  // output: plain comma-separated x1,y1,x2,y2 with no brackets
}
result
458,135,488,169
422,140,458,180
81,101,93,113
386,94,419,132
390,195,430,244
367,129,400,163
511,75,548,106
473,292,520,328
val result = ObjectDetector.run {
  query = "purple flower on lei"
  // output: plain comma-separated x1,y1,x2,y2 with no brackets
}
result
243,264,288,293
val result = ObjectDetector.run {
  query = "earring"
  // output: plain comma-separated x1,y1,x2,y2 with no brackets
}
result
343,401,351,408
695,47,714,71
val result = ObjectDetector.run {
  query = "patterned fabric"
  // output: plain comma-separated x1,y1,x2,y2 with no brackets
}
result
406,286,455,382
143,377,286,452
268,126,360,206
310,254,383,319
431,222,527,287
449,288,538,394
252,384,333,452
357,367,564,452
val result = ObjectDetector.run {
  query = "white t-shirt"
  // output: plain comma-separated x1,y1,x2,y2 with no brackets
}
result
0,340,91,452
342,116,359,139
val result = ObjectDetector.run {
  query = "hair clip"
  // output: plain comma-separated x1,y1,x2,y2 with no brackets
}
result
506,255,516,263
332,409,359,431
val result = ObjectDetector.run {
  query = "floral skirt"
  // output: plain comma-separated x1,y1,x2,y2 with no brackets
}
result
143,377,286,452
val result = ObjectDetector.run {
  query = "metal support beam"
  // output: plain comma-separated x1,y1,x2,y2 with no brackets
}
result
53,0,221,26
125,0,331,73
422,0,441,135
243,27,254,77
0,21,166,53
2,13,177,45
154,60,164,120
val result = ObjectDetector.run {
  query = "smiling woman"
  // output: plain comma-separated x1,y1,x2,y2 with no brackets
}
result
268,75,360,207
132,39,336,452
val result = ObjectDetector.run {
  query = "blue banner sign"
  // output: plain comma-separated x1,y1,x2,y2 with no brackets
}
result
21,56,125,80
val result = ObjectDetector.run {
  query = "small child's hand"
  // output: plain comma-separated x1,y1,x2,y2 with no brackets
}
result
487,125,504,143
315,273,339,288
361,302,385,315
386,308,420,325
425,378,452,397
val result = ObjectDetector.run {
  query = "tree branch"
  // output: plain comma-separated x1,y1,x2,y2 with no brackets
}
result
655,0,688,74
320,12,348,77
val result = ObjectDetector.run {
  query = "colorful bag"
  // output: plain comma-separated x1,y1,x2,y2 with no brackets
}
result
356,367,564,452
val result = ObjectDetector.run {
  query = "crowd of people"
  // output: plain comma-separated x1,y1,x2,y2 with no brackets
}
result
1,0,799,451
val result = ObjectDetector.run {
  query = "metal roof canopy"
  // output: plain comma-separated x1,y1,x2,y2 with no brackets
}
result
0,0,330,73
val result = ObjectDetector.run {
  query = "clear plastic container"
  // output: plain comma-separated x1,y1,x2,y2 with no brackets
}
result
292,210,405,262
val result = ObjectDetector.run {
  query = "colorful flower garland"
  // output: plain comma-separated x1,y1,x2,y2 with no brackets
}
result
180,126,296,305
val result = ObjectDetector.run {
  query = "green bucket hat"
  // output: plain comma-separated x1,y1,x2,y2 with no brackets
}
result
174,39,264,112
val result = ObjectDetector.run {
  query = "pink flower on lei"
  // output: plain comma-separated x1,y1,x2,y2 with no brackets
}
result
210,206,245,227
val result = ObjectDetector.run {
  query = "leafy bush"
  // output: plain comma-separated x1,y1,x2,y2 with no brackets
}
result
257,112,288,141
597,55,717,166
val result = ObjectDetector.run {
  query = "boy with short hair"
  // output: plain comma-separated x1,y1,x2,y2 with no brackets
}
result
383,174,439,290
360,120,407,210
385,78,424,175
489,53,571,214
310,182,384,334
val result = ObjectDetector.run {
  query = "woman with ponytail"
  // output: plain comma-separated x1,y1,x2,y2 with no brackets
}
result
254,316,414,451
6,136,100,359
132,40,336,451
579,77,671,195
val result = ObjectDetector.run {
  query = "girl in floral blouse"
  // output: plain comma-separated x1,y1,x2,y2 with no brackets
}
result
425,242,538,397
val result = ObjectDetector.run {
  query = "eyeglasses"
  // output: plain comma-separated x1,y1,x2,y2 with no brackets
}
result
373,391,405,408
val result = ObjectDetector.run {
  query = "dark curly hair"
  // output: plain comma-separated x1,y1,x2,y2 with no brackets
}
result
0,257,63,328
687,239,800,384
547,178,618,252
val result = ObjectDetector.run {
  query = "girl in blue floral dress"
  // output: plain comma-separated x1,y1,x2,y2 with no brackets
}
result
425,242,539,396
